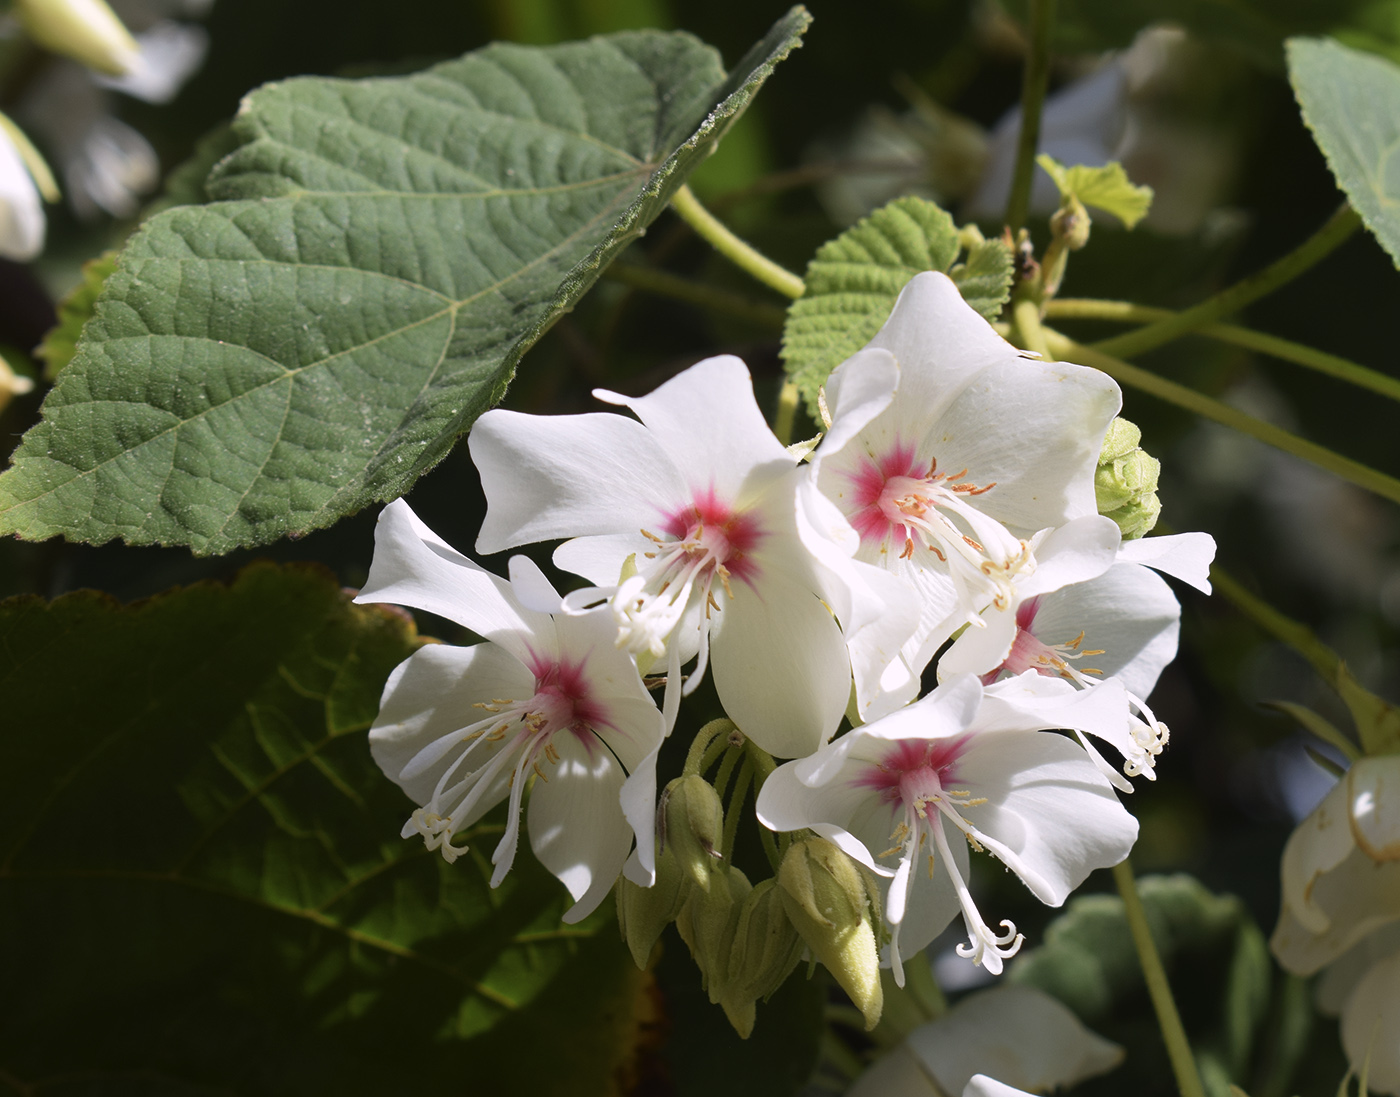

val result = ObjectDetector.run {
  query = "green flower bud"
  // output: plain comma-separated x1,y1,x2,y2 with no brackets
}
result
616,845,687,970
719,878,805,1038
675,865,751,1003
664,774,725,892
1095,417,1161,539
777,837,884,1030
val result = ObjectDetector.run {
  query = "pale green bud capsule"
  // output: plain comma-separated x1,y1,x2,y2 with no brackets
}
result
719,878,805,1038
777,837,884,1030
664,774,725,893
14,0,140,76
616,846,688,970
1095,417,1161,539
675,865,751,1002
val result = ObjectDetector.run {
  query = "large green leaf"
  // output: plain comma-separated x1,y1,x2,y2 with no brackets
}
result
0,565,647,1095
781,195,1012,418
0,11,810,555
1289,37,1400,268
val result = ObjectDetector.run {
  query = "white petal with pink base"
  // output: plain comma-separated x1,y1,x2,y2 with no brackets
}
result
355,499,664,923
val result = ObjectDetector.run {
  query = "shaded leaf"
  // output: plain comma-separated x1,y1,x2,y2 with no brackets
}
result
0,10,811,554
1037,155,1153,229
1289,37,1400,269
0,564,647,1096
35,250,118,381
781,195,1012,417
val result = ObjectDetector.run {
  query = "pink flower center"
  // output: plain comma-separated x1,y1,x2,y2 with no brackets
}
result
854,735,973,810
985,596,1105,685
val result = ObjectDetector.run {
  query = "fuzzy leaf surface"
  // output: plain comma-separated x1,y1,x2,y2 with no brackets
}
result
781,195,1012,417
0,11,810,554
0,564,646,1095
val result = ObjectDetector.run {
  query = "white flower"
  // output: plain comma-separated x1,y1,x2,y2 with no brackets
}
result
470,354,897,759
355,499,665,924
756,674,1138,982
810,272,1122,715
1316,925,1400,1097
940,527,1215,787
1271,754,1400,975
0,113,54,260
846,984,1123,1097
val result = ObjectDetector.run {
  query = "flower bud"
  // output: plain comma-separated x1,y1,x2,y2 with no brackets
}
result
616,847,687,970
777,837,884,1030
14,0,140,76
1095,417,1161,539
675,864,751,1002
719,877,805,1037
664,774,725,893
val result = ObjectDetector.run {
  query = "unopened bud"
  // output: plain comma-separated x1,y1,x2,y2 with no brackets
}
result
14,0,140,76
617,847,687,970
664,774,725,892
1051,194,1092,251
675,865,751,1003
1096,417,1161,539
777,837,884,1030
719,878,805,1038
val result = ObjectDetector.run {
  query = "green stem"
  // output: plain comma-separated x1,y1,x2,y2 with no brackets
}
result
669,184,806,299
603,263,787,328
1005,0,1057,233
1089,204,1361,360
1208,564,1341,684
1113,859,1207,1097
1042,328,1400,507
774,379,801,445
713,741,744,803
1047,298,1400,404
685,718,736,776
1011,296,1052,358
720,756,754,862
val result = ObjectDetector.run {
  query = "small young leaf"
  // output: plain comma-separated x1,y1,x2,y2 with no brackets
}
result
1037,154,1153,229
781,195,1012,416
35,250,118,381
0,564,648,1095
0,10,811,555
1289,37,1400,269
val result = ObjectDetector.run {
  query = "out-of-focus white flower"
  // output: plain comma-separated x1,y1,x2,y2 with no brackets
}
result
0,112,57,259
1315,925,1400,1097
846,984,1122,1097
355,499,666,924
14,0,141,76
1271,755,1400,975
94,19,207,104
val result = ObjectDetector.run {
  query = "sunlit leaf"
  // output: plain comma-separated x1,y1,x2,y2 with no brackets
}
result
1037,155,1153,229
0,10,810,555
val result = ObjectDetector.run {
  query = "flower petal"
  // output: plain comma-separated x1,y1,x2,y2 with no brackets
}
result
357,499,555,667
956,730,1138,905
529,732,634,924
818,347,901,457
471,408,688,553
594,354,793,501
1340,947,1400,1096
368,642,533,806
1116,532,1216,593
710,570,851,758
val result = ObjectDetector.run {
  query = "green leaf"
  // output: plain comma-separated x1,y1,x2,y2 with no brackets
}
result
35,250,118,381
781,196,1012,417
0,10,811,555
1036,154,1153,229
1289,37,1400,270
0,564,647,1095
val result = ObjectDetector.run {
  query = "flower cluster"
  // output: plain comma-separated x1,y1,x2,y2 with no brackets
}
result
357,271,1214,1006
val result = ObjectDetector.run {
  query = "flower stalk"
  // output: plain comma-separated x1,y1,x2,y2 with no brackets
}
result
669,184,806,299
1004,0,1057,233
1112,859,1207,1097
